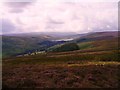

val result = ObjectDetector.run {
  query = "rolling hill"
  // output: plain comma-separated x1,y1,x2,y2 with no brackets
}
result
2,31,119,58
47,31,119,52
2,31,120,88
2,35,66,58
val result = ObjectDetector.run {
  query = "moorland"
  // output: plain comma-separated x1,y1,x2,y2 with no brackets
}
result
2,31,120,88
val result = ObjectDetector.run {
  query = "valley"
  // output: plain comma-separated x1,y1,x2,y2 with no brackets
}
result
2,31,120,88
2,1,119,89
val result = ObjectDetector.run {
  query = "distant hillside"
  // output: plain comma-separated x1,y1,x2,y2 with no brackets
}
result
2,31,119,58
2,35,68,58
2,36,46,57
49,43,79,52
75,31,119,43
47,31,119,52
3,32,77,40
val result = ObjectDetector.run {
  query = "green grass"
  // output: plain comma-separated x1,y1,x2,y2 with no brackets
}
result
76,38,118,52
47,44,64,51
3,49,119,66
68,61,120,67
78,42,93,50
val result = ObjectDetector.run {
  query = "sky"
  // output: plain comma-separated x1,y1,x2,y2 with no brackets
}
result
0,0,119,34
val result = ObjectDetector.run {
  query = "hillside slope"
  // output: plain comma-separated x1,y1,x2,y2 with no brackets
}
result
3,31,120,88
2,35,51,57
2,31,119,58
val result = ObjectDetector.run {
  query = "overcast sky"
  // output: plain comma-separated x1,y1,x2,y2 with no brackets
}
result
0,0,119,34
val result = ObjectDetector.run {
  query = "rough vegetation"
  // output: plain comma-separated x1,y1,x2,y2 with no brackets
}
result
3,49,120,88
51,43,79,52
2,31,120,88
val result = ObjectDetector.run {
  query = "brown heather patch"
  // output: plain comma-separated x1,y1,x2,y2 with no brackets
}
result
2,49,120,88
3,63,120,88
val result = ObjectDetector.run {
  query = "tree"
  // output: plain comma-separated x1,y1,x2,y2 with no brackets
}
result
52,43,79,52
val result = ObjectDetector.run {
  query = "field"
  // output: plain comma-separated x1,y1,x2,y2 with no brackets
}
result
3,49,120,88
2,31,120,88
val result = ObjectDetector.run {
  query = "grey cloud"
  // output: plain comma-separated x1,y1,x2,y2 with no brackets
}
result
45,23,62,30
1,19,16,34
47,18,64,24
10,8,23,13
5,2,32,7
90,21,117,32
45,18,64,30
63,2,76,5
4,2,34,13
